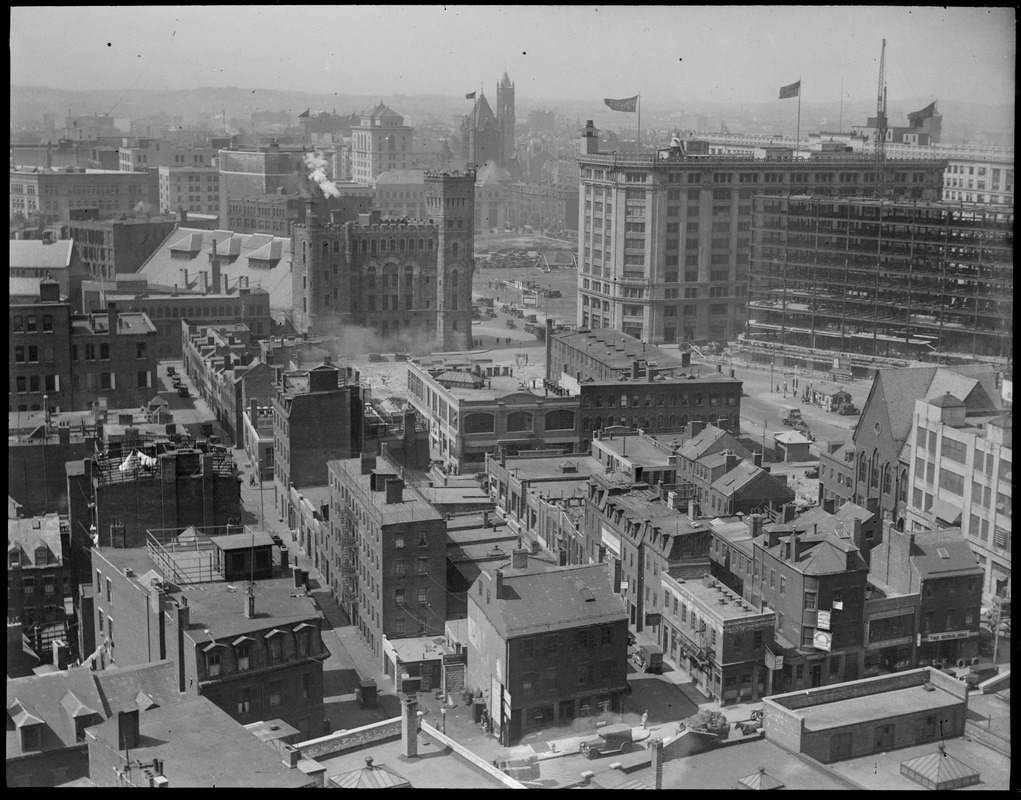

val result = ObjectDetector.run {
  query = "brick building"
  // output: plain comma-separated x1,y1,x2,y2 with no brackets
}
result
90,544,327,740
466,559,628,745
327,454,447,666
660,572,775,705
584,475,715,637
7,513,72,653
817,364,1002,531
10,283,158,413
290,169,475,350
575,127,945,344
60,215,184,280
158,164,220,217
869,527,983,668
10,238,88,307
217,142,312,224
407,354,581,473
10,166,159,224
272,362,364,530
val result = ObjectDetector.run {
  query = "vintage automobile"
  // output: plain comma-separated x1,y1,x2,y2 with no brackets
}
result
579,724,634,759
629,642,664,674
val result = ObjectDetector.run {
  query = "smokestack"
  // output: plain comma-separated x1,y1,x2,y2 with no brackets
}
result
747,514,764,539
280,546,289,570
177,597,189,629
401,695,419,758
293,565,303,589
512,548,529,569
244,583,256,618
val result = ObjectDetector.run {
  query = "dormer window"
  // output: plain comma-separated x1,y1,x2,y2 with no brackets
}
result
35,547,49,566
21,725,41,751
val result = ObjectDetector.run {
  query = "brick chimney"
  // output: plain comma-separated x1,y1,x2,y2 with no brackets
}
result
752,451,763,468
107,301,119,336
211,242,221,296
360,453,377,475
724,451,740,473
177,596,190,629
650,737,664,791
747,514,764,539
118,709,140,750
293,565,303,589
511,548,529,569
632,361,640,380
385,478,404,504
401,695,419,758
494,569,505,600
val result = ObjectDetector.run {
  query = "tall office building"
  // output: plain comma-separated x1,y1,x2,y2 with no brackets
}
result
575,129,945,345
350,104,414,184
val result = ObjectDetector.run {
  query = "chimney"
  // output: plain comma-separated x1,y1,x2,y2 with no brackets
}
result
752,451,763,468
200,270,209,293
52,640,71,670
632,361,640,380
293,565,303,589
512,548,529,569
581,120,600,154
211,240,222,292
725,451,740,473
689,420,706,438
117,709,140,750
178,208,188,224
688,500,698,522
177,596,189,629
401,695,419,758
250,397,259,424
360,453,377,475
650,737,664,791
279,545,289,570
482,510,490,529
494,569,505,600
244,583,256,618
385,478,404,504
108,301,119,336
747,514,764,539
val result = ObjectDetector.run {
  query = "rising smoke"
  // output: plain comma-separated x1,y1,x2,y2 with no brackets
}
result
304,151,341,199
313,316,443,359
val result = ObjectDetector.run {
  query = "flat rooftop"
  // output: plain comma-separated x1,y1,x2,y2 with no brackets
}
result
797,684,960,732
595,435,674,467
671,576,770,621
316,731,509,789
329,459,442,525
178,576,321,643
412,356,553,402
502,454,604,481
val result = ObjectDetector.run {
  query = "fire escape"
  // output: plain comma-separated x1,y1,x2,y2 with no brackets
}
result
337,509,359,614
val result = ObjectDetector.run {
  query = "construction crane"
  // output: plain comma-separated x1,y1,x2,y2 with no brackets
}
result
874,39,888,197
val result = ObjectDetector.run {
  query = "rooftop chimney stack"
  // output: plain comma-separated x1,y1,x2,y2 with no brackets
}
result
117,709,140,751
385,478,404,505
401,695,419,758
107,301,119,336
651,738,664,791
512,548,529,569
494,569,505,600
244,583,255,618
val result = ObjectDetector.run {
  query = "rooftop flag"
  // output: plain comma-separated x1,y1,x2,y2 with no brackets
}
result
298,108,310,118
778,81,801,100
604,95,639,112
465,91,476,100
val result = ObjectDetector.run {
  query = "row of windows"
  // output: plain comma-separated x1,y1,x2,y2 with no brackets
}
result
462,409,576,434
584,392,737,409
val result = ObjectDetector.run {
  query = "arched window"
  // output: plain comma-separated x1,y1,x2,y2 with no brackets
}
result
365,267,376,289
870,448,880,489
582,416,590,431
607,394,616,408
545,410,575,430
404,266,414,290
594,395,603,408
680,414,688,428
882,462,892,495
656,415,664,427
644,395,652,407
333,240,340,253
464,413,495,434
858,452,867,482
322,241,329,256
449,271,459,310
669,414,677,427
643,417,652,429
594,415,603,430
620,394,628,408
619,416,627,427
506,411,533,433
670,393,678,407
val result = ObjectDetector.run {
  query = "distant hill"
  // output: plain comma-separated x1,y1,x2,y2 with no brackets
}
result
10,85,1014,147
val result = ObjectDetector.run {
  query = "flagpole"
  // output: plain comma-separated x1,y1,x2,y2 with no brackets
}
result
637,93,641,151
796,79,802,156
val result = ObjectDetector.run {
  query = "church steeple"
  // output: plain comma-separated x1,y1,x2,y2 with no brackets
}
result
496,70,515,165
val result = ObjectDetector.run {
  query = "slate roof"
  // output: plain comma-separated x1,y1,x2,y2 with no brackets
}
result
739,767,785,790
475,160,512,185
711,462,794,502
678,425,730,461
8,513,63,567
138,228,292,317
92,660,181,716
9,239,74,270
910,530,983,580
762,531,866,575
476,563,626,638
773,430,812,445
9,276,44,298
928,391,964,408
6,666,106,757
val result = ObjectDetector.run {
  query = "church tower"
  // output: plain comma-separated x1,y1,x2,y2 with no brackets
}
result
425,170,475,351
497,71,515,165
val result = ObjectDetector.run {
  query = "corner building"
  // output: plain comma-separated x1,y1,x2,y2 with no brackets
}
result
291,170,474,351
575,130,945,345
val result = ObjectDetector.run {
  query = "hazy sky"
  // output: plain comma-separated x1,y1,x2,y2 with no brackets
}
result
10,6,1016,107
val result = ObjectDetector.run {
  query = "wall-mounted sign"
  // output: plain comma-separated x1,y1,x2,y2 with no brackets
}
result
813,630,833,652
817,610,831,630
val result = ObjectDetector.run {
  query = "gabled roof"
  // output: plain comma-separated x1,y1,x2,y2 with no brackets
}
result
93,659,180,716
367,103,403,121
9,239,74,270
475,160,512,185
711,462,793,502
6,666,107,755
679,425,730,461
474,563,626,639
928,391,965,408
472,94,498,129
774,430,812,445
910,530,982,580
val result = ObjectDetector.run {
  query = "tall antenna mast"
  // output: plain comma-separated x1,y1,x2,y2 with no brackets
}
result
875,39,887,198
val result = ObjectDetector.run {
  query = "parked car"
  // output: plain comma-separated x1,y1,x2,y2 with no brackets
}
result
960,661,999,689
579,724,634,759
805,466,820,479
629,642,664,674
172,376,182,388
166,365,176,376
838,404,859,415
177,385,190,398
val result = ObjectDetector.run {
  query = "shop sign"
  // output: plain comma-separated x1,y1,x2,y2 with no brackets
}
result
813,630,833,651
816,610,831,630
924,630,971,642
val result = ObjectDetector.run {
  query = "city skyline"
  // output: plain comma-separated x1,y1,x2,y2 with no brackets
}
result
10,6,1016,109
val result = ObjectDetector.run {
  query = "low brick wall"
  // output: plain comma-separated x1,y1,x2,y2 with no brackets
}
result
296,717,402,760
775,669,928,710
